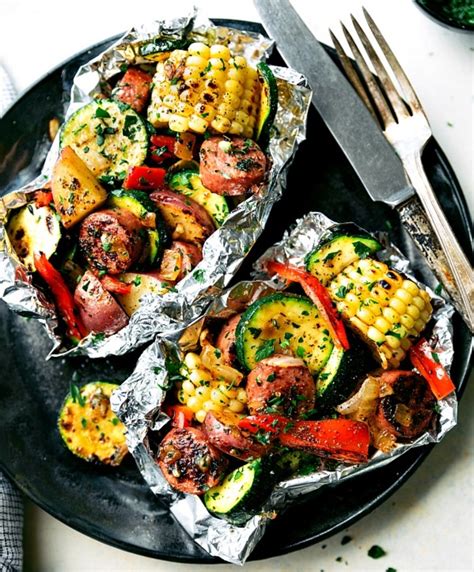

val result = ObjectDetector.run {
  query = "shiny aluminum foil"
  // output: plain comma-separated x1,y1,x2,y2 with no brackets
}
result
112,211,456,565
0,9,311,358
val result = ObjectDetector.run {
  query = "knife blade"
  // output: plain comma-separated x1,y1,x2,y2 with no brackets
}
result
254,0,413,207
255,0,474,332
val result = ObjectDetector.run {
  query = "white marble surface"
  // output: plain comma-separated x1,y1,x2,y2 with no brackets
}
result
1,0,472,570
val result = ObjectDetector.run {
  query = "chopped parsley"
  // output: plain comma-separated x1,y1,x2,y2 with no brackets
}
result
70,383,86,407
323,250,340,263
193,269,205,283
248,327,262,339
368,545,386,559
95,107,111,119
353,241,373,259
255,338,276,362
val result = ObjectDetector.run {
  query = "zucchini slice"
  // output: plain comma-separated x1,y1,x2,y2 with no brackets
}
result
316,335,375,409
58,381,127,466
236,293,333,375
168,170,229,227
108,189,168,266
255,62,278,143
305,227,382,286
60,99,148,181
7,203,61,271
204,459,265,525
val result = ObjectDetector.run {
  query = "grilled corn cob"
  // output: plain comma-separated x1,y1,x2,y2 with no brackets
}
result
148,42,261,138
176,351,248,423
328,258,432,369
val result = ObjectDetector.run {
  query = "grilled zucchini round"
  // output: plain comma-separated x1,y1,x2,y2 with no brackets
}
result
58,381,128,466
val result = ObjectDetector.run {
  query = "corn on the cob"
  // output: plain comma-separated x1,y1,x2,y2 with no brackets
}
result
148,42,261,138
176,351,248,423
328,258,432,369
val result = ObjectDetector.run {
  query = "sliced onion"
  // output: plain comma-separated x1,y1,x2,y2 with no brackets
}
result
336,375,380,420
200,337,244,386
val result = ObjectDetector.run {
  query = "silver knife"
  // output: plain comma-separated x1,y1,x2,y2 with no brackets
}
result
254,0,474,333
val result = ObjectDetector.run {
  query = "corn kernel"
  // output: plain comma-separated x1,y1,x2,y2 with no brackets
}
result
195,409,207,423
373,317,390,334
395,288,412,305
389,298,406,315
210,44,231,60
187,396,202,413
235,110,249,125
243,125,254,138
189,368,213,384
385,334,401,349
229,121,244,135
414,318,426,332
228,68,245,83
222,91,241,109
350,316,369,335
184,352,201,369
188,114,209,134
194,103,216,121
182,379,195,394
217,102,235,119
211,115,232,133
205,68,226,84
357,308,376,326
168,114,189,132
203,400,218,412
188,42,210,59
402,280,419,296
406,304,420,319
218,384,237,399
400,313,415,330
367,326,385,344
225,79,244,97
196,385,211,400
229,399,245,413
237,389,248,403
186,55,208,71
412,295,426,310
211,388,229,405
382,307,399,324
401,338,412,350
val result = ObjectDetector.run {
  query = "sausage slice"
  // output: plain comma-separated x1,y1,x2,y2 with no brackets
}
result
246,354,316,418
79,209,145,275
157,427,227,495
199,136,266,196
215,314,242,367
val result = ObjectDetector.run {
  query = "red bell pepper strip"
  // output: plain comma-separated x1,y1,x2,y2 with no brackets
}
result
123,166,166,191
100,275,132,296
266,260,350,351
409,338,455,400
34,190,53,208
33,253,89,341
163,405,194,428
150,135,176,163
278,418,370,464
238,414,289,435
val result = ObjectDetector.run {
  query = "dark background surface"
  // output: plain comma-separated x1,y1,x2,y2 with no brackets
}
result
0,20,472,563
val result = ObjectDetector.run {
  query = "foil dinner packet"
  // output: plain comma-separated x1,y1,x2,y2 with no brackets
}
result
112,211,456,565
0,8,311,358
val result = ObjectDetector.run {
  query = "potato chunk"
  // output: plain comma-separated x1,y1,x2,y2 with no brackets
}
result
51,146,107,228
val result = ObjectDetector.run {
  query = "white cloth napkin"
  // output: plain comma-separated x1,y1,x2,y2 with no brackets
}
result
0,63,23,572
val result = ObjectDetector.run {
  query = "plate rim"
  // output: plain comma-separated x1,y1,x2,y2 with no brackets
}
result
1,19,472,564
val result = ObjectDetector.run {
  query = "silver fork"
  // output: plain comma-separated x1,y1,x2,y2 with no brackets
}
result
330,8,474,333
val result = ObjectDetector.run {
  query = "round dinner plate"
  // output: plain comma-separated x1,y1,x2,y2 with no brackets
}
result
0,20,472,564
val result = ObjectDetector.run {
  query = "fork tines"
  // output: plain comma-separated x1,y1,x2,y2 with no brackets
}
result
330,8,425,129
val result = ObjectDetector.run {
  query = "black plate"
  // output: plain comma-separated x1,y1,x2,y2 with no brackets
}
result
0,20,472,563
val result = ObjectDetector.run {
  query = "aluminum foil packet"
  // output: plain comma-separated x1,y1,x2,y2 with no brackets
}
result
0,8,311,358
112,211,456,565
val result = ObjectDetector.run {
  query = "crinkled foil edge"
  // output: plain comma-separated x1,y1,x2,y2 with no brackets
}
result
0,8,312,359
112,211,456,565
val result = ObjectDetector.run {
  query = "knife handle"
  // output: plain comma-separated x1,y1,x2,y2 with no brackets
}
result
398,194,474,333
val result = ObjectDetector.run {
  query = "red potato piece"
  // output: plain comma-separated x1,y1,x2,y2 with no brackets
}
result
150,189,215,244
215,314,242,367
74,271,129,335
113,67,153,113
246,354,316,418
203,410,270,461
157,427,227,495
78,209,145,275
375,370,436,439
199,136,267,196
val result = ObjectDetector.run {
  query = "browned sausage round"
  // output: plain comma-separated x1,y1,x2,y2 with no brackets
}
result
215,314,242,366
203,410,270,461
246,354,316,418
375,370,436,439
199,136,267,196
79,209,145,275
74,270,129,335
150,189,215,244
157,427,228,495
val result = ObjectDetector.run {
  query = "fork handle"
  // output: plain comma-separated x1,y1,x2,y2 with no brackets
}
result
397,156,474,333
